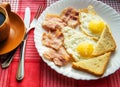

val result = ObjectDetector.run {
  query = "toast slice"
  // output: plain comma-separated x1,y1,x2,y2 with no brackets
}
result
72,52,111,76
92,26,116,56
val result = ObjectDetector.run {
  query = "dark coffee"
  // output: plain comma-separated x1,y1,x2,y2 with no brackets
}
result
0,12,5,25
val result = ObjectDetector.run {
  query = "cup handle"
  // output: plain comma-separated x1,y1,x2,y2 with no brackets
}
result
0,2,11,14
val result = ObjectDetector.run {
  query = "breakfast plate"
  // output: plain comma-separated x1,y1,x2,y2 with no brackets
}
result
34,0,120,80
0,12,26,55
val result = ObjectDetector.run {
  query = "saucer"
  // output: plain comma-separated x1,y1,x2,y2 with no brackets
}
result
0,12,26,55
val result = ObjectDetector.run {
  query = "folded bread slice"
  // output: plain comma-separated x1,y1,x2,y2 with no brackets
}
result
92,26,116,56
72,52,111,76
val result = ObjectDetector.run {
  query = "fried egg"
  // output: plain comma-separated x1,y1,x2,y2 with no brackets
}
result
62,26,97,62
79,6,106,40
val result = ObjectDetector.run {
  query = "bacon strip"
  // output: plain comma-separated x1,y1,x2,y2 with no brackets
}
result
42,30,63,50
42,14,67,31
60,7,79,28
43,47,70,66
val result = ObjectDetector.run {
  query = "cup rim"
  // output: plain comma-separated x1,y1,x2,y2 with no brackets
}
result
0,6,8,28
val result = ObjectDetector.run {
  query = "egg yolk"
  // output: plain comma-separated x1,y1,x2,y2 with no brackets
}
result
88,20,105,34
76,42,94,57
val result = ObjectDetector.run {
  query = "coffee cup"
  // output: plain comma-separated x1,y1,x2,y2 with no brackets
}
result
0,3,10,42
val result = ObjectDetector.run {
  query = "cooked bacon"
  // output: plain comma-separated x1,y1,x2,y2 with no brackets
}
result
43,48,57,61
42,14,67,31
41,10,80,66
57,47,70,61
60,7,79,28
42,30,63,50
43,47,70,66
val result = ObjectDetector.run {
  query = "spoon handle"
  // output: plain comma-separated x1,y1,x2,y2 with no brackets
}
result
16,40,26,80
1,48,17,68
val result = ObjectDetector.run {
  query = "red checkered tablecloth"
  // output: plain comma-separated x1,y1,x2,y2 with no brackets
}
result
0,0,120,87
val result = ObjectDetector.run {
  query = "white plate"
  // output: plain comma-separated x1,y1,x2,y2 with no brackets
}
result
34,0,120,80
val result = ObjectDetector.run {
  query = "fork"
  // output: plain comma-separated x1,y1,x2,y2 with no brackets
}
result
27,6,44,33
16,6,44,80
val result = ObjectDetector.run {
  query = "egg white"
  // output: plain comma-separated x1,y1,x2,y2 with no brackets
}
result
79,11,106,40
62,26,97,62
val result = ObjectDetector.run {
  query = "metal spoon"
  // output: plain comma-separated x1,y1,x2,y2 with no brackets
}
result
1,48,17,68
